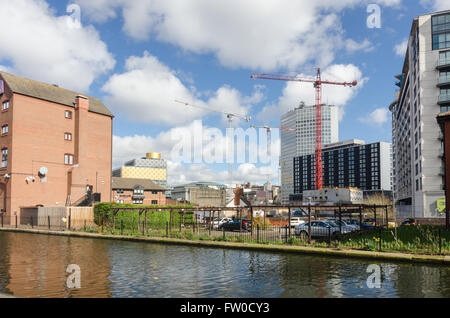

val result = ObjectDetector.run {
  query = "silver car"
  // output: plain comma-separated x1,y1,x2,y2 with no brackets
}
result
325,219,359,232
294,221,342,239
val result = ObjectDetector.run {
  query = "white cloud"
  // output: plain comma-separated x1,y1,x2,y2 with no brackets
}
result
358,107,390,125
394,38,408,57
420,0,450,11
103,51,261,126
74,0,400,71
345,39,374,53
167,162,277,186
0,0,115,92
256,64,367,122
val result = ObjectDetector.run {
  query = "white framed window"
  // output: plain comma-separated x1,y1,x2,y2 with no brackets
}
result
64,154,74,165
1,124,8,135
64,133,72,141
1,148,7,168
65,110,72,119
2,101,9,111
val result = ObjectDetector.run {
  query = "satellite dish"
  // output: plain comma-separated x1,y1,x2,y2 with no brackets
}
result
39,167,48,176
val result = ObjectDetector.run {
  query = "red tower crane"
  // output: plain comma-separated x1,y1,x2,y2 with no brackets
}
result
251,69,357,190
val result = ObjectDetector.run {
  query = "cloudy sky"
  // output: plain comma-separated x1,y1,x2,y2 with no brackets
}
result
0,0,448,186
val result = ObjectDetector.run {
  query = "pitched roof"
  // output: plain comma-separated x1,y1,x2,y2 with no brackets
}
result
112,177,167,191
0,71,113,117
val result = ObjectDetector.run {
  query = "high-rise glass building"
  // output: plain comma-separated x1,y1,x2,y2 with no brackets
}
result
280,103,339,204
293,140,392,199
389,10,450,218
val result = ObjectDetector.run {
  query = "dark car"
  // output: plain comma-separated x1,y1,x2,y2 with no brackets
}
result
344,219,373,229
363,218,376,227
400,218,417,226
219,219,252,232
292,209,308,217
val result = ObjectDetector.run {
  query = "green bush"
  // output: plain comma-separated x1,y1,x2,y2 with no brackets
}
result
94,202,194,231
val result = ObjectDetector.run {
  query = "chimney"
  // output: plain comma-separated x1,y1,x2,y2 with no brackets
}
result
234,187,243,206
74,95,89,165
76,95,89,111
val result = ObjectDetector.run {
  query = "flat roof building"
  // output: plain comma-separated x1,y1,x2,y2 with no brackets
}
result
280,103,339,204
171,182,227,207
0,71,113,225
389,10,450,218
293,140,392,200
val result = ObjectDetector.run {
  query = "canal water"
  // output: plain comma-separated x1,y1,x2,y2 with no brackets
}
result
0,231,449,298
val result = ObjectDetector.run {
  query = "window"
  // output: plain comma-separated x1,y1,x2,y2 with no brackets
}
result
133,199,143,205
152,200,158,205
152,191,158,195
2,101,9,111
134,188,144,195
116,189,124,194
64,154,74,165
440,50,450,64
433,14,450,50
1,148,7,168
1,124,8,135
65,110,72,119
64,133,72,141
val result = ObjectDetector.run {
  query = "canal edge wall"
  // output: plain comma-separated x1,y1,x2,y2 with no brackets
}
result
1,227,449,265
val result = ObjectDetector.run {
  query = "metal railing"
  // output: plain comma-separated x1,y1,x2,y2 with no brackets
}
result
2,211,449,256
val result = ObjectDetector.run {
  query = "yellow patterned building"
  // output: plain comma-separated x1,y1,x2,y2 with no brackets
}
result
113,153,167,188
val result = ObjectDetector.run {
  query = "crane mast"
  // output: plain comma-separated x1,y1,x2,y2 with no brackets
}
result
251,69,357,190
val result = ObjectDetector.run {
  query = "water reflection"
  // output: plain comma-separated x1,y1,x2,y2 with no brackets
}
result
0,232,112,297
0,232,450,298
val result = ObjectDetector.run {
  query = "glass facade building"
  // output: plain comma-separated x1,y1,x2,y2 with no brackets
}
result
280,103,339,203
292,140,392,199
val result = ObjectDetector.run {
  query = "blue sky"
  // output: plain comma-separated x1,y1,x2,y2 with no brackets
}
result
0,0,448,186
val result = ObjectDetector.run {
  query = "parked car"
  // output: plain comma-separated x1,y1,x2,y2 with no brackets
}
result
400,218,417,226
325,219,358,232
290,217,306,228
363,218,377,227
343,219,373,230
219,219,252,232
292,209,308,217
212,218,232,229
294,221,342,239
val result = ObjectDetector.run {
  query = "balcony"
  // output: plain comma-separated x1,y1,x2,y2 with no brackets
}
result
437,58,450,70
438,94,450,105
438,77,450,87
440,167,446,176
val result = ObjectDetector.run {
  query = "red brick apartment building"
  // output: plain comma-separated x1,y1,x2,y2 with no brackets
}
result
0,72,113,225
112,177,167,205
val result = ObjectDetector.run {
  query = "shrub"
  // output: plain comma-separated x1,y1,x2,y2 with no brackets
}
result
94,202,194,231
